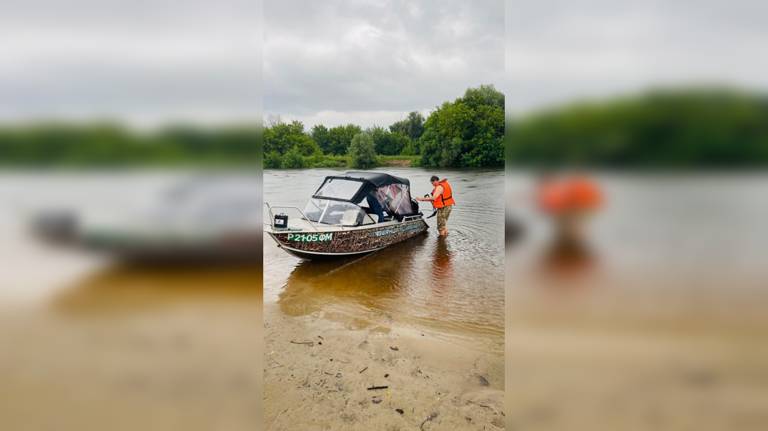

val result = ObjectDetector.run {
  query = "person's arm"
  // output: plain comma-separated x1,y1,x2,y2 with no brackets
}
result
416,185,442,201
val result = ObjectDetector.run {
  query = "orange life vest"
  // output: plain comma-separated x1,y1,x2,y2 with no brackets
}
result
433,179,455,209
537,177,602,215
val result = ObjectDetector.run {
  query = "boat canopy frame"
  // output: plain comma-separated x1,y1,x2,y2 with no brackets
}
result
310,172,418,220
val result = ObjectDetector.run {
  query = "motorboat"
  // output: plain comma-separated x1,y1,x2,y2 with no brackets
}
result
265,171,428,259
30,176,262,263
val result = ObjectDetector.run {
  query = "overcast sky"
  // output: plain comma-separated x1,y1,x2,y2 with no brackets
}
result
2,1,766,126
0,0,260,127
264,0,505,128
506,0,768,115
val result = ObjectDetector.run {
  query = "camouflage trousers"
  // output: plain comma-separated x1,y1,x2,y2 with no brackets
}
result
436,205,453,231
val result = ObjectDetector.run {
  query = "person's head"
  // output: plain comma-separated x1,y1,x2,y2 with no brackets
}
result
430,175,439,186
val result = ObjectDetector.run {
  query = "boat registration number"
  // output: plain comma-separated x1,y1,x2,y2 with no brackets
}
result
287,233,333,242
373,223,423,237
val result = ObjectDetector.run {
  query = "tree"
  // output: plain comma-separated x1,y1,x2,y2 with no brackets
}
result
310,124,331,154
264,121,320,156
401,138,421,156
462,85,505,110
327,124,362,155
419,85,504,168
369,126,409,155
347,132,377,169
389,111,425,141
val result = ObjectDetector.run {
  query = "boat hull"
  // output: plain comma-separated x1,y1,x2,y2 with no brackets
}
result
268,218,428,259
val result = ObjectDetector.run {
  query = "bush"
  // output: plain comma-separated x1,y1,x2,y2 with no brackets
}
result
370,126,410,155
347,132,378,169
306,154,348,168
282,146,307,169
264,151,282,169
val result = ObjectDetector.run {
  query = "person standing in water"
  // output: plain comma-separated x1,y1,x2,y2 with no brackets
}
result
417,175,455,236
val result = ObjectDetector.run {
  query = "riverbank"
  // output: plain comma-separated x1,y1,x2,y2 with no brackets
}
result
265,154,421,169
262,168,505,429
0,266,263,431
506,293,768,430
264,303,504,430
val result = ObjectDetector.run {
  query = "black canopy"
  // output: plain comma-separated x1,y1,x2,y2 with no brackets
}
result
340,171,410,187
312,171,418,218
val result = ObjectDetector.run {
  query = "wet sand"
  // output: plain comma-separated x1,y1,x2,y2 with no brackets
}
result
264,303,504,431
0,172,265,429
506,297,768,431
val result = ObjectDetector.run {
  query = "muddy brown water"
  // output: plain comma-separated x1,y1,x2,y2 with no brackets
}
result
505,171,768,309
505,171,768,430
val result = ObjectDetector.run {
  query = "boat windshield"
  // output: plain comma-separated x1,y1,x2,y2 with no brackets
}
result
314,178,364,201
303,198,370,226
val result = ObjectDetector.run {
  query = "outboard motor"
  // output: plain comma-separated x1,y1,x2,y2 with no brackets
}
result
273,213,288,229
31,209,78,243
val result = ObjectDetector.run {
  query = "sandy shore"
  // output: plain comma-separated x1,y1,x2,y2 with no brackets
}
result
505,293,768,431
0,266,263,431
264,304,504,430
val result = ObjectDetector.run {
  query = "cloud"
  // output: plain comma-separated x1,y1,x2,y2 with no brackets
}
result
505,0,768,114
263,0,504,128
0,0,261,126
7,0,760,125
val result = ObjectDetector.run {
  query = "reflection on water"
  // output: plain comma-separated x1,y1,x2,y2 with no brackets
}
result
430,236,454,292
537,237,597,283
53,264,262,315
508,172,768,296
278,234,426,317
265,168,505,350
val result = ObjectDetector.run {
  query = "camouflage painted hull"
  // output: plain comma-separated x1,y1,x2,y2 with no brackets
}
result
268,218,428,259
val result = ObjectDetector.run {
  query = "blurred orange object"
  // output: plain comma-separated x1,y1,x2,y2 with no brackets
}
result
568,176,603,211
537,180,568,213
537,175,602,215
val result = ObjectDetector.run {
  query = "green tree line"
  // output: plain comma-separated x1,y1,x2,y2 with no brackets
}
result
0,85,504,169
0,123,260,166
507,88,768,167
5,87,759,169
264,84,505,169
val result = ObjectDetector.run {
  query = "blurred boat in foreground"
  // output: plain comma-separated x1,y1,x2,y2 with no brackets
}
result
30,177,261,263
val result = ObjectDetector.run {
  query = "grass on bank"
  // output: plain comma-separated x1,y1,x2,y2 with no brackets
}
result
266,153,421,169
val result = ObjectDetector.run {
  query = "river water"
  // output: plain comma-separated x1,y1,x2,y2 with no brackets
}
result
506,171,768,311
1,170,766,429
504,171,768,431
263,168,506,351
